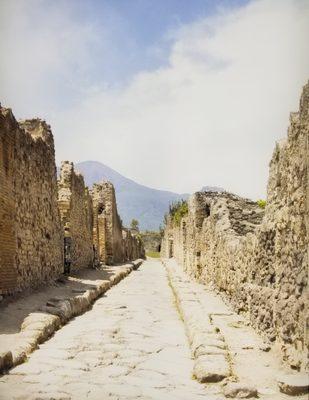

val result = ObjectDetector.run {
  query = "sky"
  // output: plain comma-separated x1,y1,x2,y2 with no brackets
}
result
0,0,308,199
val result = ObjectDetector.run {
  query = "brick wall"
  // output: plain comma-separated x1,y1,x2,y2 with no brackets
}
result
0,109,63,293
0,109,18,293
58,161,94,270
0,107,145,294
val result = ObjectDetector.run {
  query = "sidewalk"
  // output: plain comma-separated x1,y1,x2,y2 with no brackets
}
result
163,258,308,398
0,259,143,374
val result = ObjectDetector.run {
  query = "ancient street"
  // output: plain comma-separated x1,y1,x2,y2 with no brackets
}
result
0,259,206,400
1,259,306,400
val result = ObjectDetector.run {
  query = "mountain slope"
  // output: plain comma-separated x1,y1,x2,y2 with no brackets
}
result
75,161,188,231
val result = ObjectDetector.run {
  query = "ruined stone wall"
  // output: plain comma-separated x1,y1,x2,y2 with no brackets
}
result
161,82,308,371
0,108,63,294
0,109,18,293
58,161,94,270
0,106,144,294
92,182,124,265
91,182,144,264
140,232,162,253
123,229,145,261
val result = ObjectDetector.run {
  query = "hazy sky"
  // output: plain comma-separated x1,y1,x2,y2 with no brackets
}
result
1,0,308,199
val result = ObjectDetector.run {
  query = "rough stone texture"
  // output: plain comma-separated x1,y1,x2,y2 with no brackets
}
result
122,228,144,261
0,260,143,374
91,182,123,264
140,231,162,253
277,374,309,396
91,182,144,265
161,82,308,371
1,258,307,399
164,258,309,399
0,260,208,400
164,259,230,384
0,108,63,294
1,106,144,295
224,383,258,398
58,161,94,270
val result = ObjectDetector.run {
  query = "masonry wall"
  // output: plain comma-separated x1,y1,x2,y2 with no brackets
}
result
0,109,18,293
0,109,63,294
161,82,308,371
91,182,145,265
123,229,145,261
58,161,94,270
0,106,144,294
140,231,162,253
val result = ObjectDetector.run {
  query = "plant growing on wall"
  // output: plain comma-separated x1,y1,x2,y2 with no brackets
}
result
257,199,266,209
169,200,188,226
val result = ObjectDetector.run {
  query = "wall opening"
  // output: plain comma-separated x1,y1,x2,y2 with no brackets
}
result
98,203,105,215
169,239,173,258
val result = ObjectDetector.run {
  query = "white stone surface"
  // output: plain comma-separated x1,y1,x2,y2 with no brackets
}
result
0,259,207,400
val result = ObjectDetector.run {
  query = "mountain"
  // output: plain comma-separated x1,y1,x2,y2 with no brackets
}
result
75,161,188,231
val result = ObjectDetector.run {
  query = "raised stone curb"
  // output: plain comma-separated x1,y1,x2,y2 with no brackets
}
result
162,259,231,384
0,259,143,374
277,374,309,396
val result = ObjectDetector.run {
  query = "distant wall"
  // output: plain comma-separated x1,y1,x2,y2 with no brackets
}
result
140,231,161,253
91,182,145,264
0,109,63,294
123,229,145,261
58,161,94,270
161,82,308,371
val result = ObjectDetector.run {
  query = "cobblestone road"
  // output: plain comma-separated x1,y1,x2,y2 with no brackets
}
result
0,259,207,400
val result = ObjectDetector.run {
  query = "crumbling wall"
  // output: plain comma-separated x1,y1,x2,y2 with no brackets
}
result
140,231,162,253
161,82,308,370
123,229,145,261
0,106,144,294
0,109,18,293
0,109,63,293
91,182,144,264
58,161,94,270
91,182,124,264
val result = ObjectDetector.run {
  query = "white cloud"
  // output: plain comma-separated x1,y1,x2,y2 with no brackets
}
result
1,0,308,199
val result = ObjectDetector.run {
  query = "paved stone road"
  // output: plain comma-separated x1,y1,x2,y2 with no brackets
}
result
0,259,208,400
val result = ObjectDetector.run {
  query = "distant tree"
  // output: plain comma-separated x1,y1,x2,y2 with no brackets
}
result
130,218,139,231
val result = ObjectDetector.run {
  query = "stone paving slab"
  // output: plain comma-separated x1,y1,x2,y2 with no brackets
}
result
0,259,143,374
0,259,210,400
1,258,307,399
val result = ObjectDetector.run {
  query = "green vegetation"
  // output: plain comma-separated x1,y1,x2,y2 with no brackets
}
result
257,199,266,209
130,218,139,231
168,199,188,226
146,251,161,258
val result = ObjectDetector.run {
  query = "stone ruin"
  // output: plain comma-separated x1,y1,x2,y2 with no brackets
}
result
161,82,308,371
91,182,124,265
0,107,145,295
140,231,162,253
0,112,63,293
58,161,94,271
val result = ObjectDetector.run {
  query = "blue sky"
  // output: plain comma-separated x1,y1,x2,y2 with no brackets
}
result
0,0,308,198
55,0,250,85
1,0,250,109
